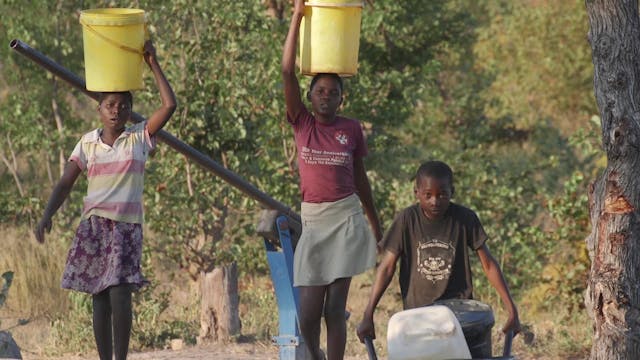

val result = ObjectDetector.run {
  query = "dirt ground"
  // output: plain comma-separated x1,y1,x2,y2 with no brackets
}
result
129,343,365,360
4,317,366,360
17,343,543,360
21,343,276,360
20,342,369,360
2,308,543,360
5,316,547,360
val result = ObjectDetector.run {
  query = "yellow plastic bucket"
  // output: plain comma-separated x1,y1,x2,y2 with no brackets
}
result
79,8,145,91
299,1,363,77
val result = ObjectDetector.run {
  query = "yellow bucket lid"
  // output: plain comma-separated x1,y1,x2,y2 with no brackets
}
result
80,8,145,26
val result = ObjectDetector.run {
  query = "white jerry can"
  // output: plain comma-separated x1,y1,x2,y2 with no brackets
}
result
387,305,472,360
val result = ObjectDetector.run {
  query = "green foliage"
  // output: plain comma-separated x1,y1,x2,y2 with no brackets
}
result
1,0,602,357
239,277,277,340
136,0,294,278
130,246,198,349
540,172,590,311
508,119,599,313
48,291,94,355
0,0,89,225
475,0,595,135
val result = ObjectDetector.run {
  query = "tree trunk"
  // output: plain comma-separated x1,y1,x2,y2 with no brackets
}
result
198,262,241,344
585,1,640,359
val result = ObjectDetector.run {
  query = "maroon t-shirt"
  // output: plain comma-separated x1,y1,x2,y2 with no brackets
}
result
288,106,367,203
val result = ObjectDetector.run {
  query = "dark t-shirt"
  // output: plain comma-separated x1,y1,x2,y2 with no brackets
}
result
380,203,487,309
287,106,367,203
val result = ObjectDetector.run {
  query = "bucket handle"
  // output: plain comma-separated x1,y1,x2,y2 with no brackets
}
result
80,18,144,55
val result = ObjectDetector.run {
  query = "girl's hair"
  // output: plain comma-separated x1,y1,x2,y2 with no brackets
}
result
98,91,133,108
310,73,343,93
415,161,454,185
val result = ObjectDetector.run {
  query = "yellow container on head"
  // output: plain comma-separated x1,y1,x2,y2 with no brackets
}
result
299,0,363,77
80,8,145,91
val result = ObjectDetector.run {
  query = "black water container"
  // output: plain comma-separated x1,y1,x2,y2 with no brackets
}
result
435,299,495,358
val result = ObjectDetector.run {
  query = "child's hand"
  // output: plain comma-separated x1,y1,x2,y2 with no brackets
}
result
143,40,157,66
35,218,52,243
356,317,376,343
502,311,521,336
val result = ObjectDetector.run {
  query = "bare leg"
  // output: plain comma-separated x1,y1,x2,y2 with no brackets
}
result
324,277,351,360
110,284,133,360
92,289,113,360
298,285,327,360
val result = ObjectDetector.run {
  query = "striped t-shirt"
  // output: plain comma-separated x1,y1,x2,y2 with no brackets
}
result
69,121,155,224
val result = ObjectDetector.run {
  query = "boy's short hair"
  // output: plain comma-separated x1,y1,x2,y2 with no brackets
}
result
310,73,343,93
99,91,133,108
415,161,454,185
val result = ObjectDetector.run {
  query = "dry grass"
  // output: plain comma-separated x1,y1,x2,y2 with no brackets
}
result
0,226,69,318
0,226,72,357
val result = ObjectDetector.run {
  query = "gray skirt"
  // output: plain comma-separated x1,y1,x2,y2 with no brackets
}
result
294,193,377,286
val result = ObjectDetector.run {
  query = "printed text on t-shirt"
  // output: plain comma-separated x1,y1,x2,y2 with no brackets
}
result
300,146,350,166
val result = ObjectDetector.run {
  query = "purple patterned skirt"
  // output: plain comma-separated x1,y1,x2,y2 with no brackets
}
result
61,215,148,294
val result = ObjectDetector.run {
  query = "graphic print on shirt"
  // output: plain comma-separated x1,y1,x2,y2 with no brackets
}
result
335,130,349,145
300,144,350,167
416,238,455,283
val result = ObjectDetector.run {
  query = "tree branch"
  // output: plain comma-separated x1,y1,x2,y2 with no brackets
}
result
1,135,25,197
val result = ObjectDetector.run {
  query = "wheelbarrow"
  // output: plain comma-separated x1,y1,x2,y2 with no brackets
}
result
365,332,513,360
364,299,515,360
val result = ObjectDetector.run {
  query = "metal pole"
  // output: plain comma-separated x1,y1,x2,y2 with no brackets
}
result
9,39,301,229
503,330,514,358
364,337,378,360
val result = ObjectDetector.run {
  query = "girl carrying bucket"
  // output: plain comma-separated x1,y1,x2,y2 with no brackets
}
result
34,40,176,360
282,0,383,359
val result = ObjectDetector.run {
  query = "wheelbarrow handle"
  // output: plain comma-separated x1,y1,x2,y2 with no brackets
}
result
364,337,378,360
502,330,514,358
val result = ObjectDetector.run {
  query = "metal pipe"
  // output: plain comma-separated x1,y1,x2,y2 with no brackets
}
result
364,337,378,360
9,39,301,228
503,330,514,358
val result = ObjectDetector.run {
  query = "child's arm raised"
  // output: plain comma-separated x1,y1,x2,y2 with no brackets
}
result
34,161,82,243
282,0,305,120
476,243,521,335
143,40,177,136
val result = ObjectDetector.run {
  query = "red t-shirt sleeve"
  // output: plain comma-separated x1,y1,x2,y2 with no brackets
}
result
287,105,313,128
352,121,368,159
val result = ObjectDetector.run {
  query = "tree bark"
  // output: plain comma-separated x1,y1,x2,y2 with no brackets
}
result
198,262,241,344
585,1,640,359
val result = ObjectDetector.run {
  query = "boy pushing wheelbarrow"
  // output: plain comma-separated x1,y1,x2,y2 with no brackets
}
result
357,161,520,359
